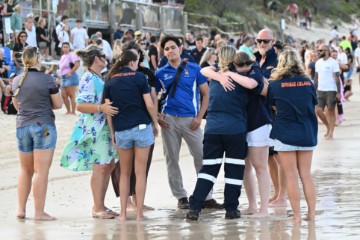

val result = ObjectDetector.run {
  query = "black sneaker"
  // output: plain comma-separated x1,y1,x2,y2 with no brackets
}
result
225,209,241,219
186,209,200,220
178,197,190,209
203,199,224,209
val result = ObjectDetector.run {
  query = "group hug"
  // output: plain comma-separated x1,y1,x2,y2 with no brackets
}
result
11,28,317,223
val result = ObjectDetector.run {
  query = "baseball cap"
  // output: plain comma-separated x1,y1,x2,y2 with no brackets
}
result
90,34,98,39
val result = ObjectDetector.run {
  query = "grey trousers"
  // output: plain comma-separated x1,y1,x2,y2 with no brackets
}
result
161,114,212,200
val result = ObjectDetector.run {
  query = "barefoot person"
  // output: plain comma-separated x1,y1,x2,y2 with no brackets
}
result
11,46,62,220
267,48,317,222
60,45,119,219
104,50,159,221
314,44,341,140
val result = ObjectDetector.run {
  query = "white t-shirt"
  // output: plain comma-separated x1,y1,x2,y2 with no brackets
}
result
101,39,113,61
330,29,338,39
337,52,348,64
25,24,37,47
354,47,360,66
71,27,89,50
315,58,340,91
58,30,72,48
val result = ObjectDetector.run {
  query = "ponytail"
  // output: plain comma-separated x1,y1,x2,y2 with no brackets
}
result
106,50,138,81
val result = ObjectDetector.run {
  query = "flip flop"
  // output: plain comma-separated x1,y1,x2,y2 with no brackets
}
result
106,208,119,216
92,210,115,219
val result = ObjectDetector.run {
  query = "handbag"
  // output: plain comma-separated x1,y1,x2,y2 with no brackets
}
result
158,61,187,112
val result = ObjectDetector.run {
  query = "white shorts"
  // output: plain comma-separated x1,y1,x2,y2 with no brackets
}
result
246,124,274,147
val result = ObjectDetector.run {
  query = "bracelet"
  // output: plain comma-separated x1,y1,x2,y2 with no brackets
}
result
98,104,101,112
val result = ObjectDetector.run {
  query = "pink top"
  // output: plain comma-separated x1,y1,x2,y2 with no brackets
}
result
59,52,79,75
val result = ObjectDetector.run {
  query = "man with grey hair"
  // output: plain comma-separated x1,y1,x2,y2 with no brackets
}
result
95,31,112,61
24,13,37,47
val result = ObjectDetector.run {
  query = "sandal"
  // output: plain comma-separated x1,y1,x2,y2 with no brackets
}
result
105,208,119,216
92,210,115,219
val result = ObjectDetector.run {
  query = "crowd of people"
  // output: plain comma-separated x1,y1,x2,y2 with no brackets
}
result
2,7,359,224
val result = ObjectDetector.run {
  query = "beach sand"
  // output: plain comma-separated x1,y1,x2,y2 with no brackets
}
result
1,24,360,240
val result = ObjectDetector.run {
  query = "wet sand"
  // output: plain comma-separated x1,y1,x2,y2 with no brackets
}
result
1,77,360,239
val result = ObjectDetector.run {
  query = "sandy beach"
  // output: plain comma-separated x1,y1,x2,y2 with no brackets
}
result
1,24,360,239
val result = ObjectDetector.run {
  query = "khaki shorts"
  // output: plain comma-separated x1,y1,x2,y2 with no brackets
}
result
317,91,337,110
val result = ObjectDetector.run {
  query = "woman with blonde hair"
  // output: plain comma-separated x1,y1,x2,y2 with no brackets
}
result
11,46,62,220
111,39,122,64
61,45,119,219
199,47,217,68
200,51,272,218
187,46,259,220
267,48,317,222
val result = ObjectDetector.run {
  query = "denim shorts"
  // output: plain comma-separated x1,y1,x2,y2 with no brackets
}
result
115,124,154,149
274,139,316,152
16,124,57,153
61,73,79,88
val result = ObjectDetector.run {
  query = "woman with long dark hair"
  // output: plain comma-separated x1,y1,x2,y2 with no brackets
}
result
59,42,80,114
105,50,158,221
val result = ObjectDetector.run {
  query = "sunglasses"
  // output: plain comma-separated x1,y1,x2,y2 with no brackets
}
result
98,54,106,59
19,35,27,38
235,61,254,67
318,50,327,53
140,42,146,45
256,39,271,44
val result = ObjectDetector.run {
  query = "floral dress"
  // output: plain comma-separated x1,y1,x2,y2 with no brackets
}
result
60,71,117,171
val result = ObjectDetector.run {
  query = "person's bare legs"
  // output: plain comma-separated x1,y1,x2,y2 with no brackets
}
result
243,159,257,215
316,107,330,137
297,151,316,221
326,108,336,140
91,161,115,218
269,154,287,207
268,154,279,202
33,149,56,221
61,87,70,114
17,153,34,219
118,148,133,221
67,86,78,115
248,146,270,218
278,151,301,222
134,146,150,221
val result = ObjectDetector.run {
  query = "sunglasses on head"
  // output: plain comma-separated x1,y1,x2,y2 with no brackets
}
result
256,39,271,44
235,60,254,67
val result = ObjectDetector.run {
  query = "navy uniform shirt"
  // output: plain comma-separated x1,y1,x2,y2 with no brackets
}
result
266,75,318,147
190,47,207,64
241,65,272,132
205,67,250,135
155,61,207,117
254,48,278,79
103,67,151,131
